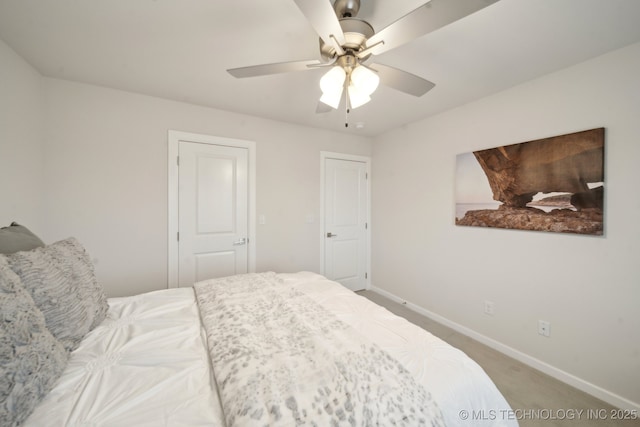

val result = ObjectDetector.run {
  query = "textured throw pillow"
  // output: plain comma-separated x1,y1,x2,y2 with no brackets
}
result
0,256,69,426
0,223,45,255
8,238,109,352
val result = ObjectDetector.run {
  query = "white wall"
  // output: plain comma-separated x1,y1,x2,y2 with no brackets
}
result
41,79,371,297
371,42,640,409
0,40,44,232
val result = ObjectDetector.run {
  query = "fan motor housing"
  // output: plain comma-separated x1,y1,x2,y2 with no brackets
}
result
333,0,360,18
319,17,374,61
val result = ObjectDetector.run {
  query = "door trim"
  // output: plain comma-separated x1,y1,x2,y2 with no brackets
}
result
168,130,256,288
320,151,371,289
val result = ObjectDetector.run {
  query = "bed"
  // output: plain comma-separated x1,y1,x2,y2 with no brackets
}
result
1,226,518,427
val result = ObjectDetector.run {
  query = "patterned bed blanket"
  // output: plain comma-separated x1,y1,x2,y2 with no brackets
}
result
194,273,445,427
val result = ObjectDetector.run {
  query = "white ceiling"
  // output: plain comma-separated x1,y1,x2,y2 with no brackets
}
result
1,0,640,136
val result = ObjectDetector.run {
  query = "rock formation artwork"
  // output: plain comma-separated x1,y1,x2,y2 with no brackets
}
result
455,128,604,235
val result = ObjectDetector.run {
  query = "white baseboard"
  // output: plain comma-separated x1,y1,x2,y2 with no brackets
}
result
369,285,640,412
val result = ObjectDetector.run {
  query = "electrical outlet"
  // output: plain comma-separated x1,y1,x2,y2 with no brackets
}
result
484,300,495,316
538,320,551,337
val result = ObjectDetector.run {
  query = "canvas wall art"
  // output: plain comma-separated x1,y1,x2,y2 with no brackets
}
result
455,128,604,235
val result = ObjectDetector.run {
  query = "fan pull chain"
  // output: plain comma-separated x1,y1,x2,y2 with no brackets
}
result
344,73,350,127
345,102,350,128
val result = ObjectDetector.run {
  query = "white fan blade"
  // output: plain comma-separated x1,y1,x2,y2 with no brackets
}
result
227,59,322,78
366,0,500,56
293,0,345,47
315,101,334,113
370,63,435,97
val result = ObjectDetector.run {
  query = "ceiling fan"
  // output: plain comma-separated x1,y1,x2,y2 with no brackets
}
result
227,0,500,113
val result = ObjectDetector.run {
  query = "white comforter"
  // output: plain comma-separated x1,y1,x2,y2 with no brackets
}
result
25,272,517,427
25,288,224,426
284,272,517,427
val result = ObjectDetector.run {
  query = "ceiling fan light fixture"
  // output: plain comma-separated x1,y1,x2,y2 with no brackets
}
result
347,84,371,109
319,66,346,109
350,65,379,96
320,66,346,94
320,88,344,109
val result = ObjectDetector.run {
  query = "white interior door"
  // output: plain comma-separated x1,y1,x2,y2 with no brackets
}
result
178,141,248,286
323,156,369,291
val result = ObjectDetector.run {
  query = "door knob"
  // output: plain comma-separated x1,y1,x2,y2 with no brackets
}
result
233,238,247,245
326,232,338,238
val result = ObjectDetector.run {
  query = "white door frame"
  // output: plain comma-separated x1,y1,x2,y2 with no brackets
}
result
168,130,256,288
320,151,371,289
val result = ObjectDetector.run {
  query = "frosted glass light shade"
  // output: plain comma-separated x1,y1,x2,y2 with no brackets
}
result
320,66,346,92
320,88,343,109
347,84,371,109
350,65,379,96
319,66,346,109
